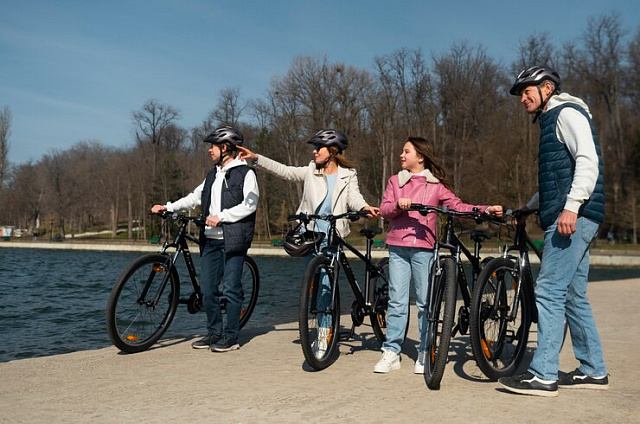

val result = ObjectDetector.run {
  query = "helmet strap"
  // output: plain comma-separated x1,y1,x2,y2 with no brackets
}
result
214,144,233,166
532,84,558,124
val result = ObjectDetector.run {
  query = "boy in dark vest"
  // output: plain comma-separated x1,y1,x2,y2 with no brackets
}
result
151,126,259,352
498,66,608,396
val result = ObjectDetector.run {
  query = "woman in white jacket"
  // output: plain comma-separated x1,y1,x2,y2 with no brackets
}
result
238,129,379,358
237,129,379,238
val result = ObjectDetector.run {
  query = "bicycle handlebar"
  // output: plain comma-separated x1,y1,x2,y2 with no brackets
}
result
408,203,505,225
287,210,370,224
504,208,539,220
152,210,206,227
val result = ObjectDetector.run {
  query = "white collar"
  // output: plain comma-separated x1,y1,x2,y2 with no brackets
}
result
398,169,440,187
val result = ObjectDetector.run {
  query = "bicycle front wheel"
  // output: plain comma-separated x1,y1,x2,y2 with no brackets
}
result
298,255,340,371
237,256,260,329
106,254,180,353
470,257,531,380
425,257,457,390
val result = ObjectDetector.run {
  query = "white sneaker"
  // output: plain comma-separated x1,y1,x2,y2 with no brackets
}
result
414,351,426,374
313,327,329,358
374,350,401,373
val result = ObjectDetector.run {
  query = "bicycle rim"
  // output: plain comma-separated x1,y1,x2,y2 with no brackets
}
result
471,258,530,380
237,256,260,329
370,257,389,344
298,255,340,371
106,254,180,353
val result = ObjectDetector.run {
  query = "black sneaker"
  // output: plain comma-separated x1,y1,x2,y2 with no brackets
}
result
498,372,558,397
211,336,240,352
191,334,221,349
558,368,609,390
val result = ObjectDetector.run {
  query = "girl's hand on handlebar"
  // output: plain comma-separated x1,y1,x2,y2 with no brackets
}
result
236,146,258,162
397,198,412,210
361,206,380,218
151,205,167,214
485,205,503,218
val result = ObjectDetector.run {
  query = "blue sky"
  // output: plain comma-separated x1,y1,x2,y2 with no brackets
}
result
1,0,639,165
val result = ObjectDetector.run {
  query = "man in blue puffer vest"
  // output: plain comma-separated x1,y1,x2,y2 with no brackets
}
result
498,66,609,397
152,126,259,352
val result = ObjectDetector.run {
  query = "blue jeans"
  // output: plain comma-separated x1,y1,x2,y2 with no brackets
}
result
200,238,246,340
529,216,607,380
382,245,434,354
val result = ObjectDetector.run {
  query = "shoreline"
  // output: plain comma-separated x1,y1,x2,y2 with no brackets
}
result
2,240,639,266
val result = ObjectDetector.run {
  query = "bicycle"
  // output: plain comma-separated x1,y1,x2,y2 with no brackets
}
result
289,210,395,371
408,204,503,390
106,211,260,353
469,208,541,380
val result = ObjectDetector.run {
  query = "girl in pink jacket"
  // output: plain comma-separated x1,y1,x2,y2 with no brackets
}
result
373,137,502,374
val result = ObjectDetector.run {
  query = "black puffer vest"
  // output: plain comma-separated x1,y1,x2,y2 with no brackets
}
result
200,165,256,254
538,103,605,230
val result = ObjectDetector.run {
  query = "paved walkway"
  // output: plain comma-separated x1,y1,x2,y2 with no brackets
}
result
0,278,639,423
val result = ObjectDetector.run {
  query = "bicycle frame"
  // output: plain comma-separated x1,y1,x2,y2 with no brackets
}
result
107,211,260,353
411,204,497,336
296,211,382,314
153,212,203,308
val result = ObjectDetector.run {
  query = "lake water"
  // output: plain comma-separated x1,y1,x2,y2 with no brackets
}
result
1,247,638,363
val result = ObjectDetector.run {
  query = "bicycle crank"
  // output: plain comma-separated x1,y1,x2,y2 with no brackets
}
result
350,300,365,327
186,292,203,314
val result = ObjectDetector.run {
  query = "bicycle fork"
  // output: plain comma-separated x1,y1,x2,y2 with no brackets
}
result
139,254,176,309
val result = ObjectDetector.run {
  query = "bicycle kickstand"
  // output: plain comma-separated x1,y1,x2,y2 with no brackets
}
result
340,324,356,341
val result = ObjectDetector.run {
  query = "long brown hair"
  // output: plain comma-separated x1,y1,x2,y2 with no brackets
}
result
406,137,452,190
329,146,355,169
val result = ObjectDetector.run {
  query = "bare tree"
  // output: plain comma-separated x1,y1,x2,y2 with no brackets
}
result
563,13,629,234
208,86,246,127
0,106,11,188
433,42,506,201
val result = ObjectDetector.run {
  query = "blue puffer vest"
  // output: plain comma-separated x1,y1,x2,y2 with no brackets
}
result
200,165,256,254
538,103,605,230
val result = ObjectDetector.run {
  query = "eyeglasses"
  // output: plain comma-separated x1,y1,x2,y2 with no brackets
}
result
312,144,325,151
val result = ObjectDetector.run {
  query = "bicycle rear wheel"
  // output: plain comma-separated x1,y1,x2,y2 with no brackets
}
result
237,256,260,329
370,257,410,345
425,257,457,390
470,257,531,380
299,255,340,371
106,254,180,353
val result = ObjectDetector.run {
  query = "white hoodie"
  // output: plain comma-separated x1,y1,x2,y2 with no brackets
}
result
526,92,600,214
166,158,259,239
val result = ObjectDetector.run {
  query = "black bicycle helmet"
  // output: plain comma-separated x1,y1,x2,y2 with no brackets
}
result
283,229,325,257
509,66,561,96
306,129,348,152
203,126,244,147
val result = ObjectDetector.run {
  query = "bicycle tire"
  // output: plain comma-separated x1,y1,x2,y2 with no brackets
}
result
298,255,341,371
470,257,532,380
237,256,260,329
106,254,180,353
425,257,457,390
370,257,410,345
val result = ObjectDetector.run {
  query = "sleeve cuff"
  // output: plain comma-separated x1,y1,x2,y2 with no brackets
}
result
564,198,582,214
